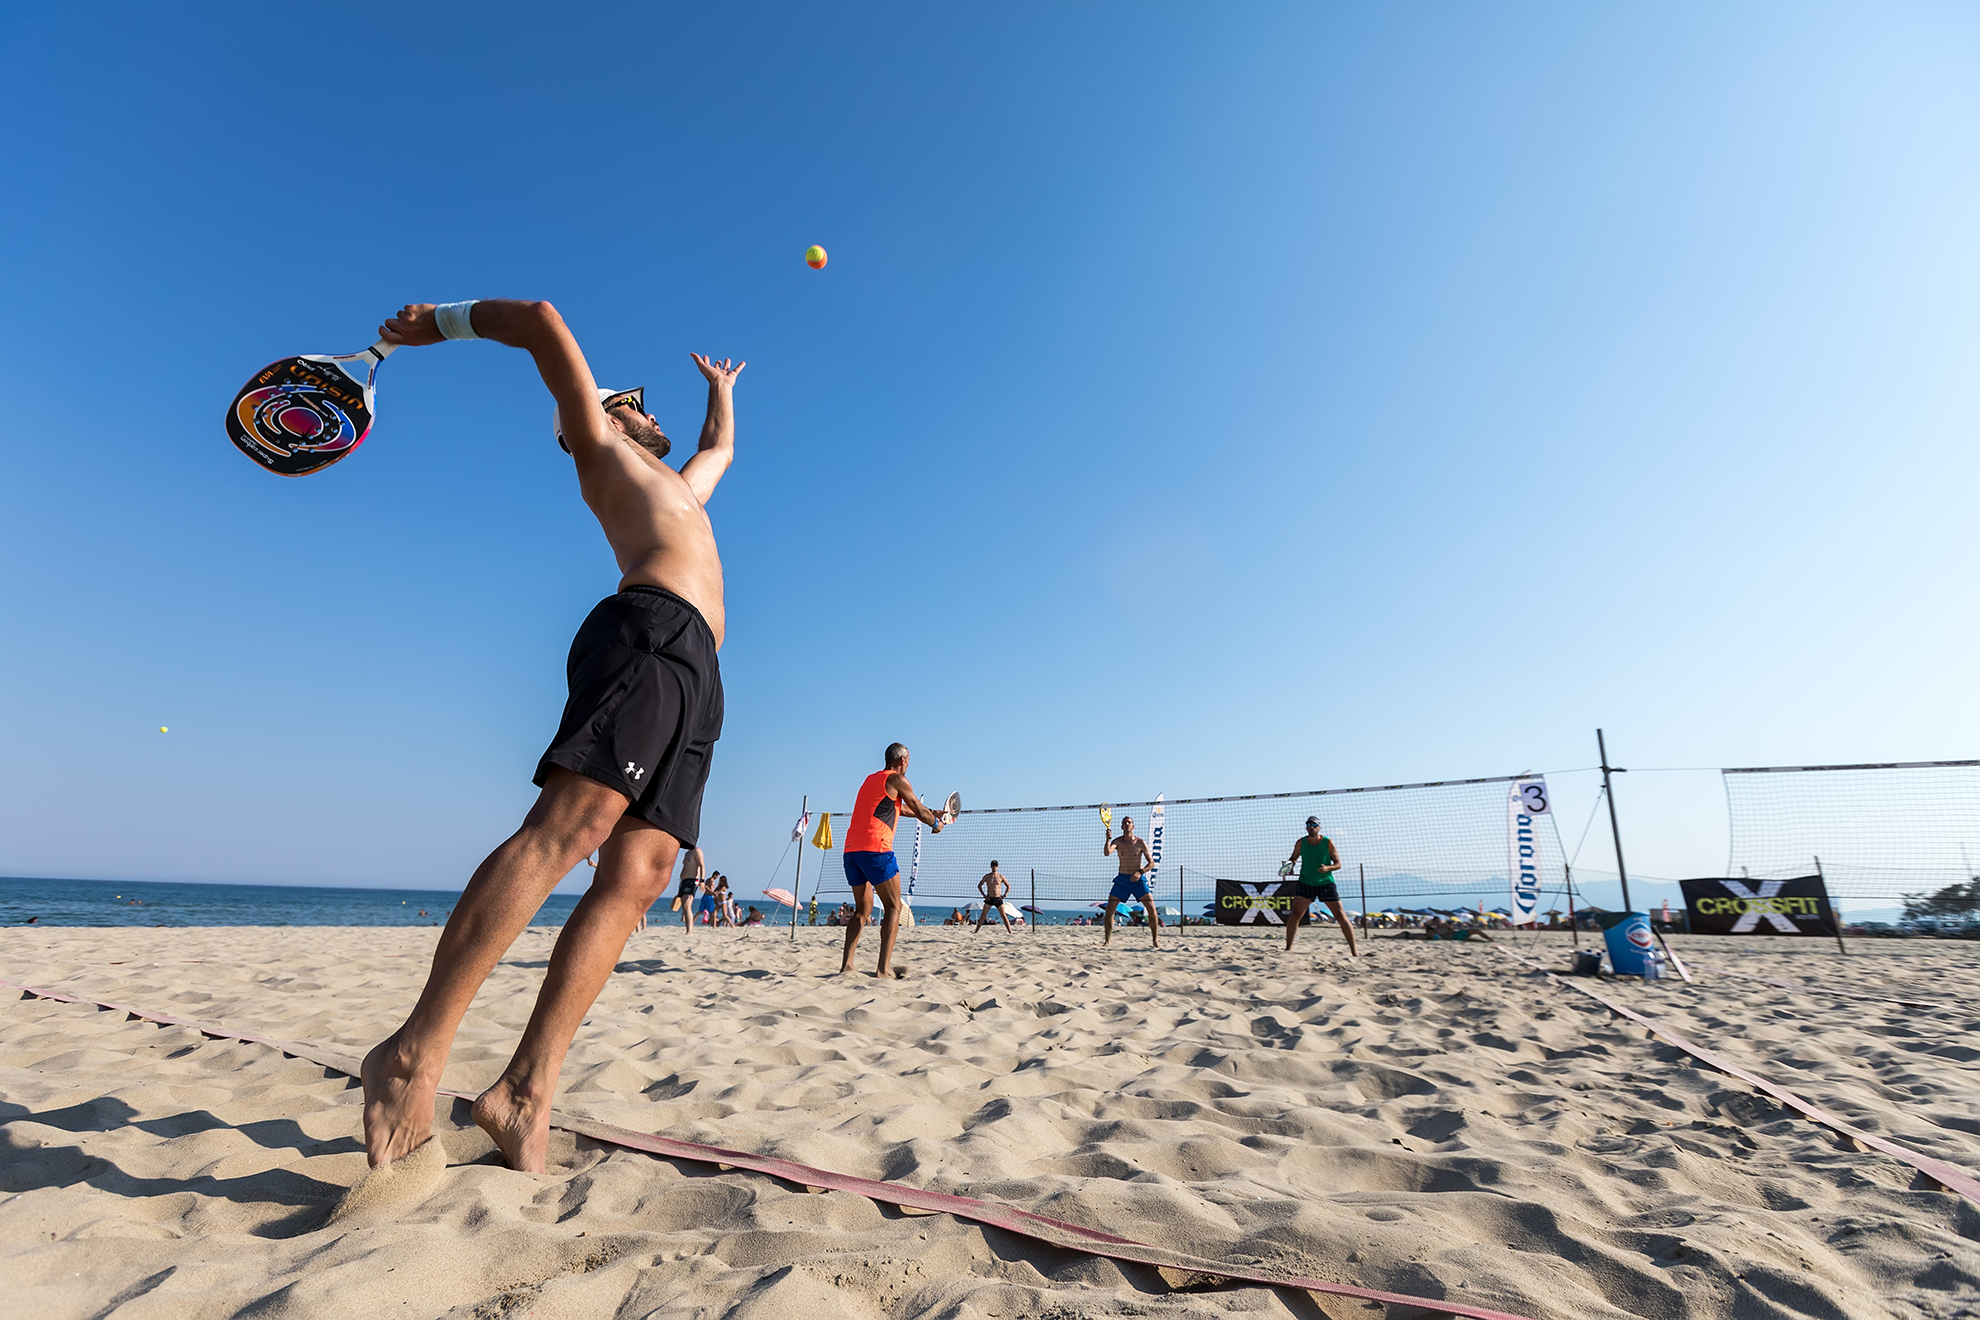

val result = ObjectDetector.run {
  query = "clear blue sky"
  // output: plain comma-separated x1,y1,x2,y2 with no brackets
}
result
2,3,1974,909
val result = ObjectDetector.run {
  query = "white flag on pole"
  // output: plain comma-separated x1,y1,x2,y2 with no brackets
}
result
1508,778,1549,924
791,810,811,842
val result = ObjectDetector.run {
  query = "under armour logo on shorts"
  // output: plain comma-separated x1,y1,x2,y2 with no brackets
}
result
624,762,646,781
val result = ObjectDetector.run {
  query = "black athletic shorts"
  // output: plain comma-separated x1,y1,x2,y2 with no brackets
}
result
1298,879,1341,903
534,586,724,846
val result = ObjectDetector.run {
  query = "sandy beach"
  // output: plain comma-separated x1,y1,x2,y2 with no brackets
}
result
2,923,1977,1319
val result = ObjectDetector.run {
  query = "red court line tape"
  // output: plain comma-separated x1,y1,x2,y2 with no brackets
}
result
3,975,1537,1320
1499,956,1980,1208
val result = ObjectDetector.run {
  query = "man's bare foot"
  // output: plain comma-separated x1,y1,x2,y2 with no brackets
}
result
361,1032,442,1169
472,1076,553,1173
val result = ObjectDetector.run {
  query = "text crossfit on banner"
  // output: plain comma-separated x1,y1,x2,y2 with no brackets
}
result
1678,875,1840,936
1214,879,1302,925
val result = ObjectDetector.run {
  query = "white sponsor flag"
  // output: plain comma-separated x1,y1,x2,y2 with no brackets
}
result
1508,778,1549,924
791,809,811,842
1148,794,1165,885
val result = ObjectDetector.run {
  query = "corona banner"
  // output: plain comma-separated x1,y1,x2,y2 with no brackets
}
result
1507,777,1550,925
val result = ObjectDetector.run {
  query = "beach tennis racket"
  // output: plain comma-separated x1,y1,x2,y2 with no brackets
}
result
1099,803,1112,827
937,792,961,827
225,340,398,476
1277,860,1296,878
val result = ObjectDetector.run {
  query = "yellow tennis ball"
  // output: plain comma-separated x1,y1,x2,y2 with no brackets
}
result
160,726,168,733
805,245,828,269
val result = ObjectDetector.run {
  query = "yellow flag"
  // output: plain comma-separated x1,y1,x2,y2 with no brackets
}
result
811,812,834,850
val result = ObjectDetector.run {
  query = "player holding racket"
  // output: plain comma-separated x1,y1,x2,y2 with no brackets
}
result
839,743,948,977
1102,814,1161,947
1284,815,1358,956
359,300,743,1174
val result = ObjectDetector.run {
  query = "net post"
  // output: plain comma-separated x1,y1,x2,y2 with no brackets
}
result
1030,868,1036,936
1815,855,1847,955
1566,862,1577,950
791,795,805,942
1598,729,1634,913
1358,863,1367,936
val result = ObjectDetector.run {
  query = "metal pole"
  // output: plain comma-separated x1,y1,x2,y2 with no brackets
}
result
1597,729,1633,913
1815,855,1847,955
1359,863,1367,934
790,795,805,942
1565,862,1577,949
1030,868,1036,936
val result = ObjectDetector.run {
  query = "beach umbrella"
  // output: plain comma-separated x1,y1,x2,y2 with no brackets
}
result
1157,906,1180,916
763,888,796,909
1020,904,1044,915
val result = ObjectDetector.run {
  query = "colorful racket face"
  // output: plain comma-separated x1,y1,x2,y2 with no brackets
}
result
1277,860,1297,878
939,792,961,826
226,341,396,476
1099,804,1113,827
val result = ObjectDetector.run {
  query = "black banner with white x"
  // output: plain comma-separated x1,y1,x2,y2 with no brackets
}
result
1678,875,1840,937
1214,878,1303,925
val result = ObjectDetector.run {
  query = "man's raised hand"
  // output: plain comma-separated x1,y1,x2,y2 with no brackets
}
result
692,353,745,388
379,304,446,347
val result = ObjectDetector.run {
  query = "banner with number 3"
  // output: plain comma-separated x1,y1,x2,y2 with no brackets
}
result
1508,778,1550,925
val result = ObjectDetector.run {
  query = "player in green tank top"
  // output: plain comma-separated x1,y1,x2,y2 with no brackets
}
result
1283,815,1358,956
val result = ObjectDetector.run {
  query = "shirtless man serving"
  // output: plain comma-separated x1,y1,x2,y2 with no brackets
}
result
1102,815,1161,947
360,299,742,1174
974,860,1014,934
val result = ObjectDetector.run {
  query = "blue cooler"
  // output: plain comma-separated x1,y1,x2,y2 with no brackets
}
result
1601,911,1658,978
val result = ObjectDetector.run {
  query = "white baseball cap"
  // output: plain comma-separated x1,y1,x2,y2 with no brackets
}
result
553,386,645,454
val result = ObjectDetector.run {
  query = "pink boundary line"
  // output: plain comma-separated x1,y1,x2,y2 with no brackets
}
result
2,975,1537,1320
1498,955,1980,1208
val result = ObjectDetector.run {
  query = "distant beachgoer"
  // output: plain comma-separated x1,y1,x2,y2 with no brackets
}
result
673,846,706,935
745,905,763,926
975,861,1014,934
1283,816,1357,956
1101,815,1160,947
838,743,947,977
695,875,719,926
718,875,739,927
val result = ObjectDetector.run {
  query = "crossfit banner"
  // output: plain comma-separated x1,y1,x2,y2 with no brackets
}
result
1507,778,1549,925
1215,878,1298,925
1679,875,1839,936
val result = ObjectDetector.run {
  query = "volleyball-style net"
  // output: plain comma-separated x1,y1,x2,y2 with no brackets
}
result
789,774,1570,920
1723,760,1980,907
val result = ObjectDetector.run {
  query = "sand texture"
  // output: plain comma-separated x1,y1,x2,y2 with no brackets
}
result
2,924,1978,1319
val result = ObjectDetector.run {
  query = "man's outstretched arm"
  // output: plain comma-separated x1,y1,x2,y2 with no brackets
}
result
379,301,611,457
888,775,945,832
680,353,745,504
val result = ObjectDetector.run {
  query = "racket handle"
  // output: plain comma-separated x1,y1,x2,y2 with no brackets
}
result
368,340,399,361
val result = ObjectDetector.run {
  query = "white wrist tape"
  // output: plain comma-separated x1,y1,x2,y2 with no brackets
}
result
434,301,480,341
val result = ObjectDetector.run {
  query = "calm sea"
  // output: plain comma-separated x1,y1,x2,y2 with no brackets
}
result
0,876,1121,928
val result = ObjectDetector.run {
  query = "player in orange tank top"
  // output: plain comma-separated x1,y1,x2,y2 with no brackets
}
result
840,742,946,977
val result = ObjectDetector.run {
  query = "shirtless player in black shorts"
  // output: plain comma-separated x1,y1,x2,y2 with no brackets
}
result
360,299,742,1174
